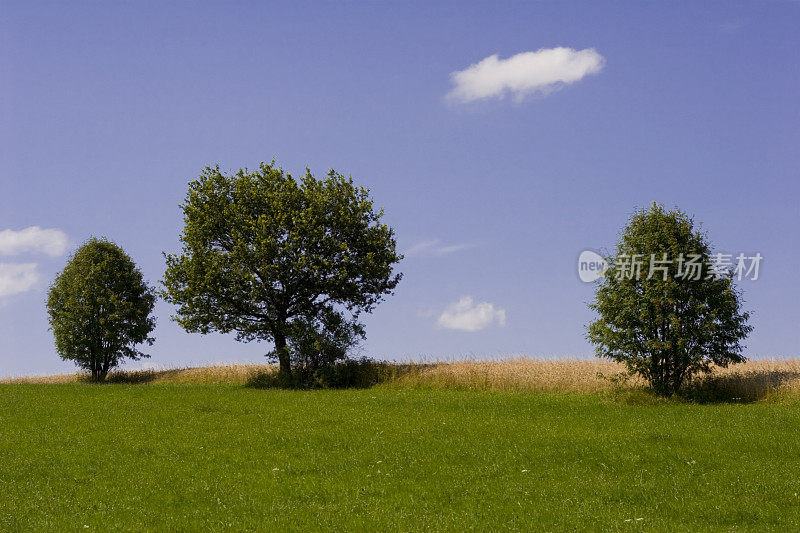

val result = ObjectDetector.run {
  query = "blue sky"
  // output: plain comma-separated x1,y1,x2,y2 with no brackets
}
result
1,1,798,376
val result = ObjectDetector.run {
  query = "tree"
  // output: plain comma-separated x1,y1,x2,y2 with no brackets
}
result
285,309,365,371
587,203,752,396
162,162,402,382
47,238,156,381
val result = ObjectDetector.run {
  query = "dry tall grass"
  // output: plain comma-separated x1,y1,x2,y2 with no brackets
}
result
3,358,800,402
393,358,800,402
0,364,276,386
392,359,642,393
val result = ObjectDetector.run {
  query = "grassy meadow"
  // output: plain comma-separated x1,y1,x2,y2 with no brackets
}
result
2,359,800,531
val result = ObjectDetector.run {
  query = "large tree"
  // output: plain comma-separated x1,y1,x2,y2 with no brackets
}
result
587,203,752,396
47,238,156,381
162,162,402,381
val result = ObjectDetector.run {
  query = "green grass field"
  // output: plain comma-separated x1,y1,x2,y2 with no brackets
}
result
1,383,800,531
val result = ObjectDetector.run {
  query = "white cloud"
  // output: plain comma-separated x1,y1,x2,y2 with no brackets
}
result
405,239,474,257
447,47,605,103
0,263,40,297
0,226,68,257
436,296,506,332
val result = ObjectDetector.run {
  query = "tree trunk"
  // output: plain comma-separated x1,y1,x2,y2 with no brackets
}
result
274,330,292,386
90,355,101,381
99,356,110,381
650,353,673,396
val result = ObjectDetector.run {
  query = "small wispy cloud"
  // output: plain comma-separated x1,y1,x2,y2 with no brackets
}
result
0,263,40,298
436,296,506,332
447,47,605,103
405,239,474,257
719,21,743,34
0,226,68,257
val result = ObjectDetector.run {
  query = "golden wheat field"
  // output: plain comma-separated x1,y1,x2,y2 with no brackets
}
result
4,358,800,402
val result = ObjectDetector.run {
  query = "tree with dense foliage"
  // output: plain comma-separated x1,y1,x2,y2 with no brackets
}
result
162,162,402,382
587,203,752,396
47,238,156,381
285,309,365,371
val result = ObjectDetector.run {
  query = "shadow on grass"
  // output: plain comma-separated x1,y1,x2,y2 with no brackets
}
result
679,369,800,403
245,359,423,390
607,368,800,405
68,362,800,401
79,369,183,385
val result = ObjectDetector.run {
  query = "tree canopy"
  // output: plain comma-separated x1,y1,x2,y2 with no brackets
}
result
587,203,752,396
162,162,402,381
47,238,156,380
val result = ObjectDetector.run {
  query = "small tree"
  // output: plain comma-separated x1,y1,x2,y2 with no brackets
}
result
47,238,156,381
162,162,402,382
286,310,365,371
587,203,752,396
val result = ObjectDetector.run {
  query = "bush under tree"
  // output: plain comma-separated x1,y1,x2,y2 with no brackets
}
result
587,203,752,396
286,309,365,371
47,238,156,381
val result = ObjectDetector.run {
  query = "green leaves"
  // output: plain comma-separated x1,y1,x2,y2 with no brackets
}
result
47,238,156,380
587,203,752,395
162,161,402,375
